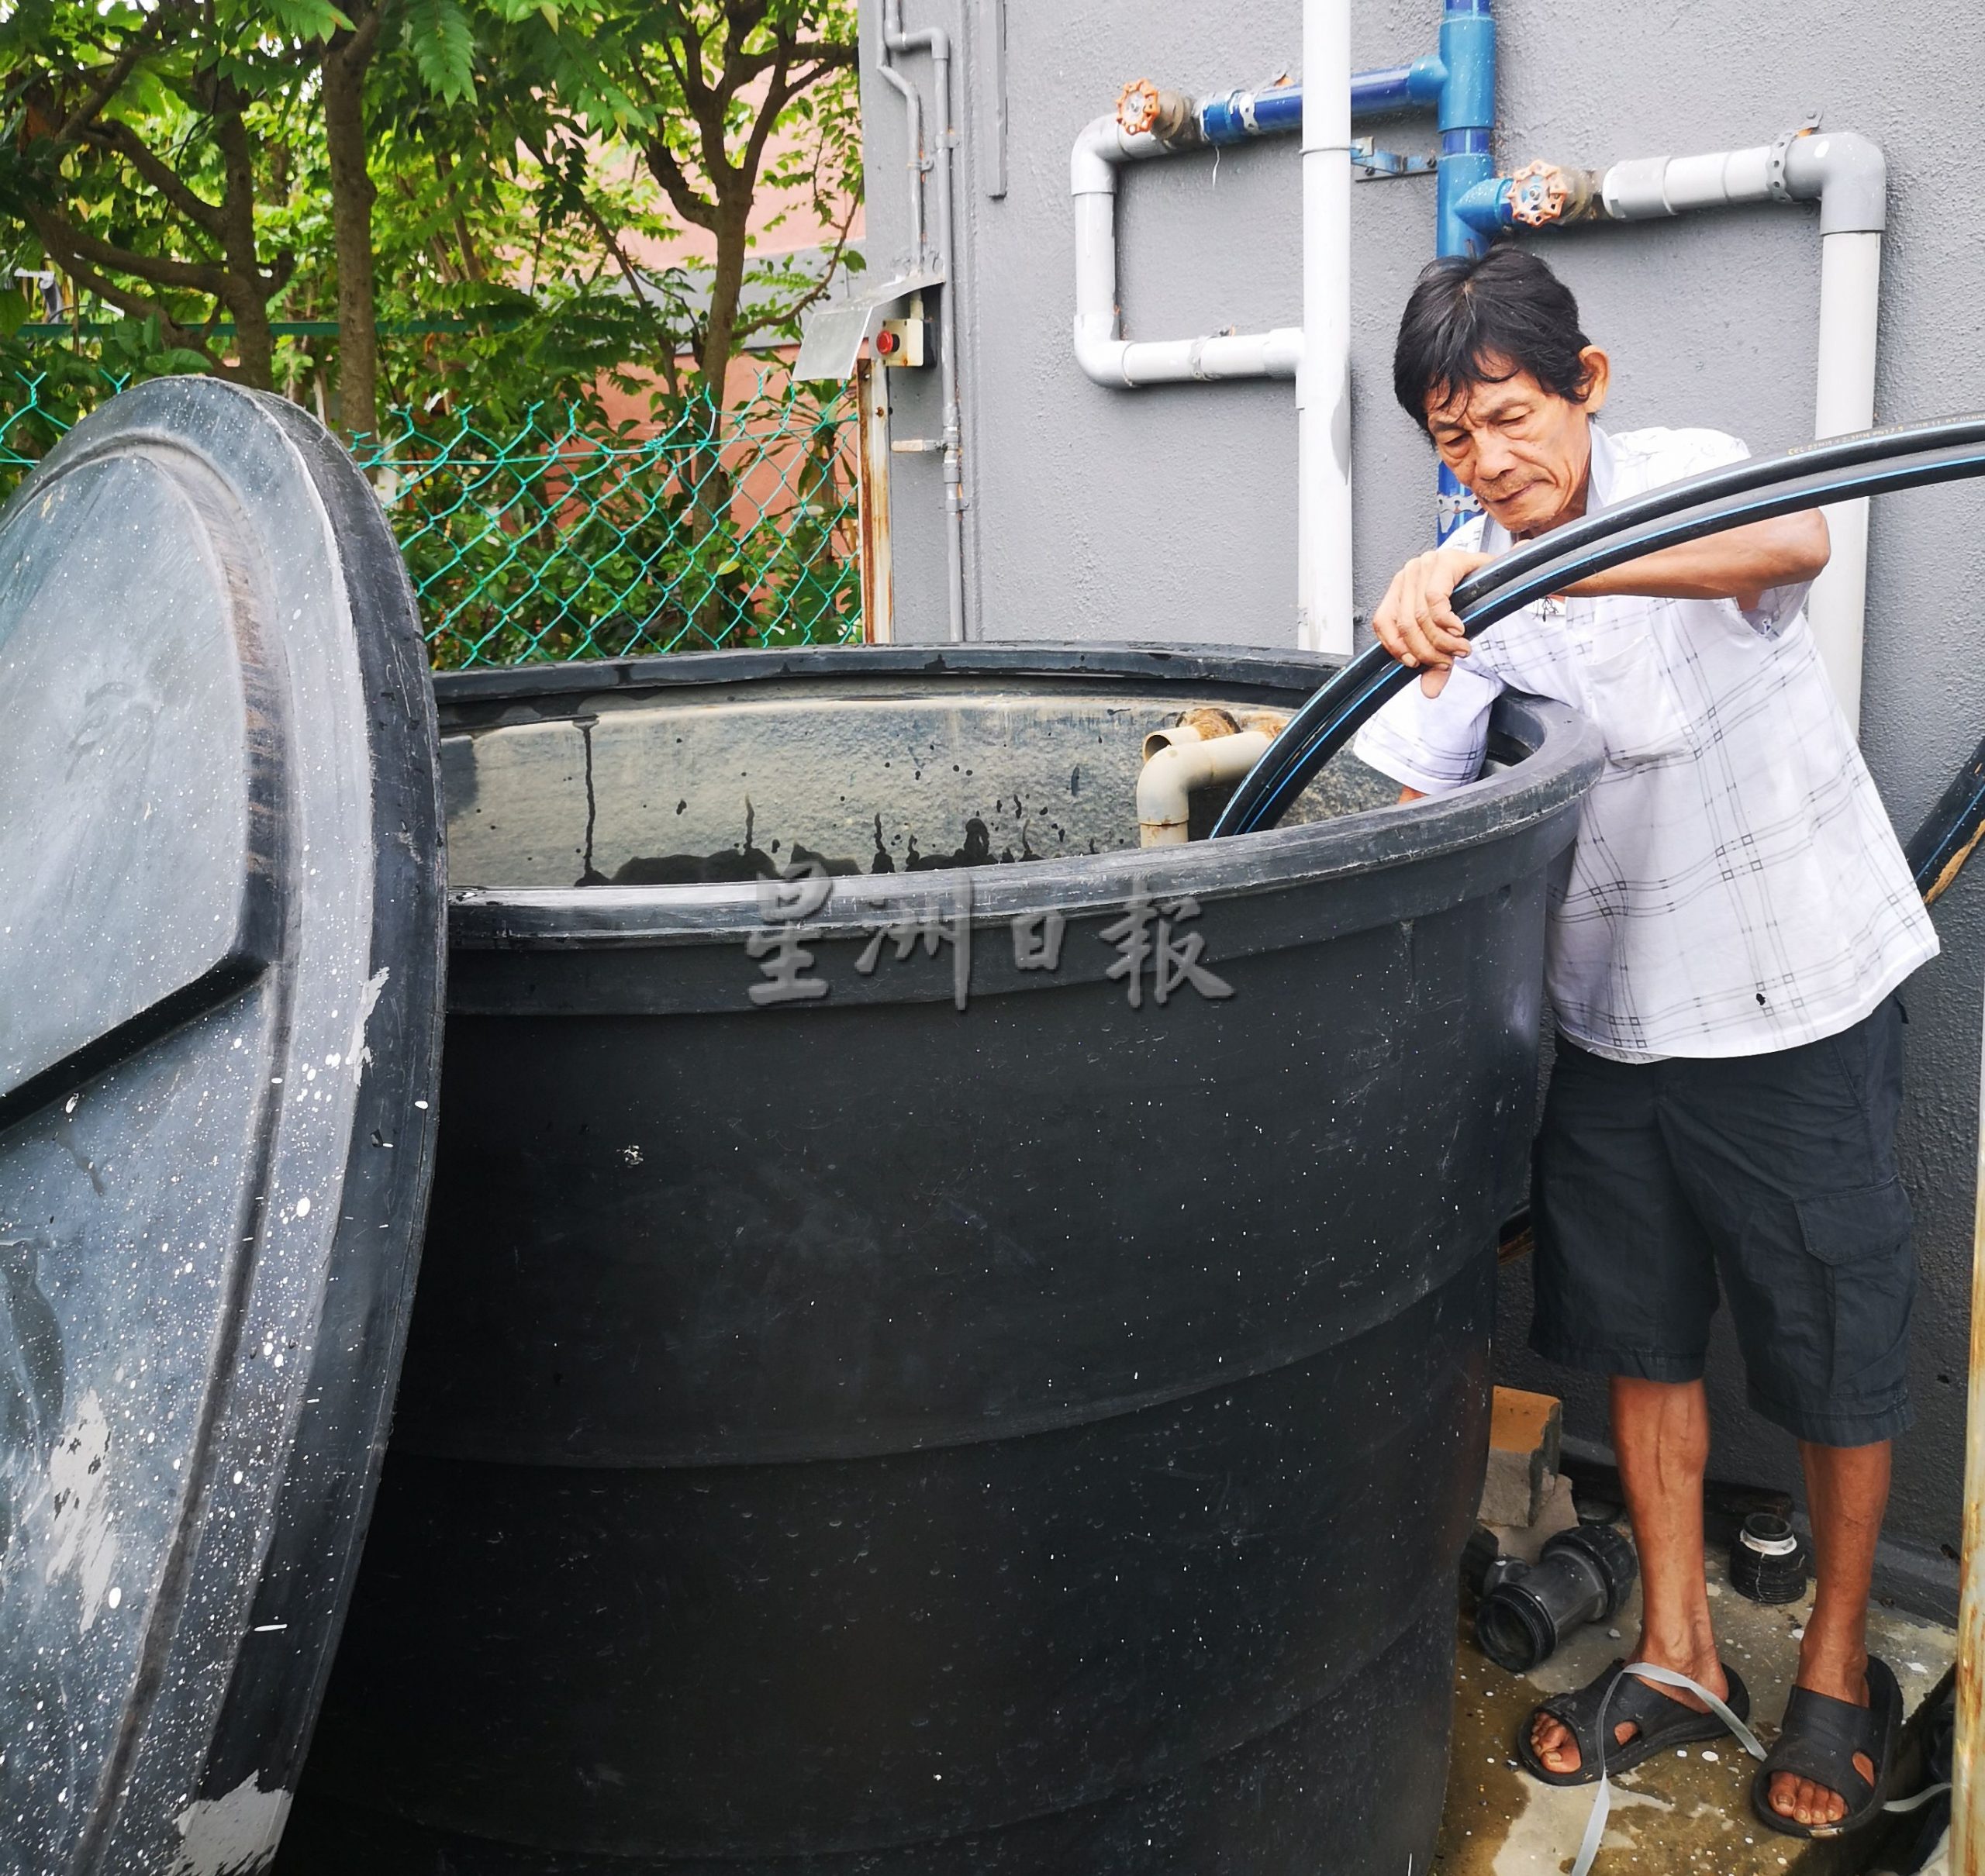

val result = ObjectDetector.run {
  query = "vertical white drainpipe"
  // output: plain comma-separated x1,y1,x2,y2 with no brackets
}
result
930,29,968,645
1300,0,1355,657
1807,230,1883,736
1786,133,1887,738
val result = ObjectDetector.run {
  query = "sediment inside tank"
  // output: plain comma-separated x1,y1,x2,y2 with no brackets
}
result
440,681,1402,891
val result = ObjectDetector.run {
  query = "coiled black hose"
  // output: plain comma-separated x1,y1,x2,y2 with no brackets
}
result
1210,412,1985,840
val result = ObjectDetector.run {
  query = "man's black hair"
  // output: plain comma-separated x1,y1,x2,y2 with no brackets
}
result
1393,244,1594,432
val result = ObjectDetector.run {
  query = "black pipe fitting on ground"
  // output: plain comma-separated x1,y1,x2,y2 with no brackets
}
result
1728,1512,1811,1605
1474,1525,1639,1674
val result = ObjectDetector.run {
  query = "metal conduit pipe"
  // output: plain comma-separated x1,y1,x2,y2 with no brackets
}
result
884,1,968,643
873,9,927,267
1454,128,1887,729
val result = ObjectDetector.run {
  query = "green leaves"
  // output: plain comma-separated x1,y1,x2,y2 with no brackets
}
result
257,0,358,43
400,0,478,104
0,0,864,436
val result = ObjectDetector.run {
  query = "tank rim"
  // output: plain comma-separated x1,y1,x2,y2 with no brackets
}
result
437,643,1603,949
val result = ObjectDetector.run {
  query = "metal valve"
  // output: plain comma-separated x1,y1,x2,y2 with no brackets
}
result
1117,78,1162,138
1115,78,1200,147
1507,160,1572,228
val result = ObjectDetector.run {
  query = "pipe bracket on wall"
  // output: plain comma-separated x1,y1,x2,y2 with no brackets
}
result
1352,137,1437,179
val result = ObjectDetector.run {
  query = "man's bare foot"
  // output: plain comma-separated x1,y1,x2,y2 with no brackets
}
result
1766,1649,1874,1829
1529,1640,1728,1776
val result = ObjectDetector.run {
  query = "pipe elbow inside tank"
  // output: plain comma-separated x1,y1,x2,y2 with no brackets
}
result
1138,729,1273,846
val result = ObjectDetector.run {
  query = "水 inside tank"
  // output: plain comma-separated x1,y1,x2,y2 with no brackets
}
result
438,664,1403,888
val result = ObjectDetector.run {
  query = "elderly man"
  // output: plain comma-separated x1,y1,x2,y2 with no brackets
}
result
1353,246,1937,1840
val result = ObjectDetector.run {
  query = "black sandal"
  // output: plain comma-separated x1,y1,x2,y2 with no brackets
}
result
1516,1657,1752,1788
1751,1657,1902,1839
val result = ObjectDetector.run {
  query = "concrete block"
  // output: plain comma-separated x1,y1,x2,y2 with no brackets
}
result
1479,1386,1563,1529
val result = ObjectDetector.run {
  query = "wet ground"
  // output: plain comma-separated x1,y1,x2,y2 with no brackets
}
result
1434,1538,1954,1876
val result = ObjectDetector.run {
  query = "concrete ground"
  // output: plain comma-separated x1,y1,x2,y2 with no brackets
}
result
1433,1538,1955,1876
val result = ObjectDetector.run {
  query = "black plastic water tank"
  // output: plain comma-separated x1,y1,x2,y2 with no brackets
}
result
281,646,1601,1874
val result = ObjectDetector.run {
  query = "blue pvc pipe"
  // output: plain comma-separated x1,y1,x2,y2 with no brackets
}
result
1179,5,1499,541
1198,53,1450,146
1434,0,1497,540
1198,84,1307,144
1350,53,1448,117
1454,174,1515,234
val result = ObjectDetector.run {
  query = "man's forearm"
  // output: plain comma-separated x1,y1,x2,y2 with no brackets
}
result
1561,510,1829,608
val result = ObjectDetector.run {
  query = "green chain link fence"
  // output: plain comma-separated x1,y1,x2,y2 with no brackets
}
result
0,364,864,668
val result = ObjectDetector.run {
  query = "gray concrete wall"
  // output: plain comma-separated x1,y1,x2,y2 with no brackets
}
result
862,0,1985,1605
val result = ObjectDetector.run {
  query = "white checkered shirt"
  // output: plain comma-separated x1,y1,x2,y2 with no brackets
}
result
1355,422,1938,1062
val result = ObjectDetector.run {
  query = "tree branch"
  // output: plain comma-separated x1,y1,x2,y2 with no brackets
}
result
329,0,385,76
56,12,166,143
86,121,227,237
519,129,677,357
730,39,857,80
36,209,233,297
29,222,223,367
732,188,859,343
737,51,795,191
640,136,720,232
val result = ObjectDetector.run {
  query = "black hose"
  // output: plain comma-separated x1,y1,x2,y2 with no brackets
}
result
1211,412,1985,838
1906,734,1985,905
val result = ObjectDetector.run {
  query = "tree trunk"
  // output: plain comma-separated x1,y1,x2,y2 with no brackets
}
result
697,194,750,395
213,104,276,388
324,19,381,440
230,299,276,389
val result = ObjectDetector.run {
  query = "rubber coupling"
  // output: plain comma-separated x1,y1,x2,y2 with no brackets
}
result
1474,1523,1639,1674
1728,1512,1810,1605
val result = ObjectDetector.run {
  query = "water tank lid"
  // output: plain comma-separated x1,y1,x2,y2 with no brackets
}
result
0,378,445,1873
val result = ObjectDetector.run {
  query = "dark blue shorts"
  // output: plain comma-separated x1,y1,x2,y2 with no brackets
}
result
1528,998,1915,1447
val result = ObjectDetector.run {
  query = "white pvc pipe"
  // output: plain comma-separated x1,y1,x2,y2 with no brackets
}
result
1299,0,1353,656
1601,146,1774,218
1066,0,1355,656
1071,119,1303,386
1595,130,1887,733
1137,729,1274,844
1807,229,1882,735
